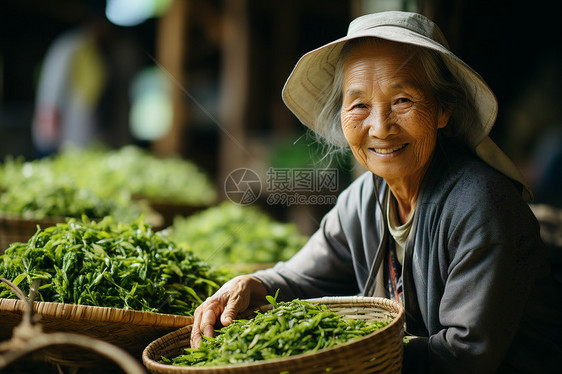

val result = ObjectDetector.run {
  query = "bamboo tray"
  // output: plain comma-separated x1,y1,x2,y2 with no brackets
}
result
0,298,193,367
142,296,404,374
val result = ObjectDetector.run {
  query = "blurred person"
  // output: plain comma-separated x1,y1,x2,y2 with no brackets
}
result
32,2,141,156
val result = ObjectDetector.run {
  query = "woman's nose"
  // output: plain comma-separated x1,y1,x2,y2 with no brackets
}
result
366,106,397,139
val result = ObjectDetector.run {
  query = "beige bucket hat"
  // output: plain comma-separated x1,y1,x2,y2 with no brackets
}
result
282,11,532,200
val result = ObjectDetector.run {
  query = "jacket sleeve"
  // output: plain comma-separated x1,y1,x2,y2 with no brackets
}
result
252,190,360,301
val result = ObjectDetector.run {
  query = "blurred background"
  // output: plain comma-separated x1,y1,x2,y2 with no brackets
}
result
0,0,561,235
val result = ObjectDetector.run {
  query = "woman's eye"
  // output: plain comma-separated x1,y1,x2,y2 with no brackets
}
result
352,103,367,109
395,98,412,105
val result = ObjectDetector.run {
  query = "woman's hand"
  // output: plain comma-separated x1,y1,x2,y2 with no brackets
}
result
190,275,267,348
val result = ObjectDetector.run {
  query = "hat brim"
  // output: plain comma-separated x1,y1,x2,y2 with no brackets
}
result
281,25,498,148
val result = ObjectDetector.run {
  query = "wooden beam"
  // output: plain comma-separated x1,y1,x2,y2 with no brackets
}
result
217,0,250,193
271,0,299,136
152,0,189,157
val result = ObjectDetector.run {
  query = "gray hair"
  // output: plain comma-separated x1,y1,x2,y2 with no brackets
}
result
313,38,479,151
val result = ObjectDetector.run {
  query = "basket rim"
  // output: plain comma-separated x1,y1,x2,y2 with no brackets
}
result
142,296,404,372
0,297,193,327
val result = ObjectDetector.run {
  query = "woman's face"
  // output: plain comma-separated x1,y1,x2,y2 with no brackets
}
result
341,40,451,188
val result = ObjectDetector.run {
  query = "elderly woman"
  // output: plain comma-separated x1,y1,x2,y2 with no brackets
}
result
191,11,560,372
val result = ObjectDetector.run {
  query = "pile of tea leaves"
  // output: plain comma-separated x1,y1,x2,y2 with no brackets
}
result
166,202,308,267
0,144,217,211
164,292,388,366
0,217,225,315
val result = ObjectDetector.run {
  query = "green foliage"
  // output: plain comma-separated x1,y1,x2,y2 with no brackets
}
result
0,217,226,316
0,145,217,220
166,297,389,366
165,201,309,266
0,182,117,220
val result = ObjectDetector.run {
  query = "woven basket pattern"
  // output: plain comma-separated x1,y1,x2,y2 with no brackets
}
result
0,298,193,367
142,296,404,374
0,215,65,254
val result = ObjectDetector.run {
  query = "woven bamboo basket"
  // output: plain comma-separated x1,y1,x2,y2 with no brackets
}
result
0,298,193,367
142,296,404,374
0,215,65,254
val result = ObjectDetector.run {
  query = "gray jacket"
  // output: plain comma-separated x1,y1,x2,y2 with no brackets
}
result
254,139,561,373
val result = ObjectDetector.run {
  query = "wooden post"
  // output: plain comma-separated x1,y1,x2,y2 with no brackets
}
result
152,0,189,157
271,0,299,136
217,0,250,195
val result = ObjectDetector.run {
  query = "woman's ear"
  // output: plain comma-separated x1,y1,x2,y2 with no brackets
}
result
437,107,452,129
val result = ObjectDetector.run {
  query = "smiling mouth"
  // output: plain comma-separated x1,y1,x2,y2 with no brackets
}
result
371,144,407,154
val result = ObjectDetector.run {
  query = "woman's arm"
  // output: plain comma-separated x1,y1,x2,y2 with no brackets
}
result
252,205,360,301
189,207,357,348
